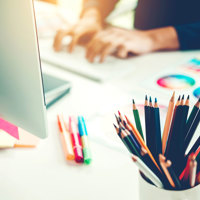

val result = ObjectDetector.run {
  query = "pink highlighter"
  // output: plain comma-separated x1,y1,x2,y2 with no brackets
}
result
69,116,84,163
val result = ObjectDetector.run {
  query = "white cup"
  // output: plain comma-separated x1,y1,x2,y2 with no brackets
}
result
139,174,200,200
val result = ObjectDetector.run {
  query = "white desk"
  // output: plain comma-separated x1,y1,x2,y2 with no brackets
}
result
0,50,200,200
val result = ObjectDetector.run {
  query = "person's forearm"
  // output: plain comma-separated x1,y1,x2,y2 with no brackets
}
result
147,26,180,52
81,0,119,21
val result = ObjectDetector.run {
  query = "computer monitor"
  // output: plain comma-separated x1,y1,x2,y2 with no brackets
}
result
0,0,48,138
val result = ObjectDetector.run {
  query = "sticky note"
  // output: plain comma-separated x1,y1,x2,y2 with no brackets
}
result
0,118,19,139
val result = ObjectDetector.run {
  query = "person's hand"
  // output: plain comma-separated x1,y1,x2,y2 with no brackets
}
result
85,26,179,63
53,8,102,53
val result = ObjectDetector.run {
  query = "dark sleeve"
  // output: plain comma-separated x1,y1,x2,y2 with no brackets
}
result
174,22,200,50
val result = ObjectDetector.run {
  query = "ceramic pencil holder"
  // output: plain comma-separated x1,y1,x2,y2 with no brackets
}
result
139,174,200,200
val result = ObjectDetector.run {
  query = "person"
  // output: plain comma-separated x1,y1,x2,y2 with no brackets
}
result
53,0,200,63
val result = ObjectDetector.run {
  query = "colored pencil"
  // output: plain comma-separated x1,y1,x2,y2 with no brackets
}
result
120,129,141,156
159,154,182,189
179,153,195,181
159,154,176,188
132,154,163,188
146,97,157,159
154,98,162,156
189,159,197,187
140,148,165,184
185,98,200,140
132,99,144,139
162,92,175,154
196,172,200,184
184,108,200,151
165,96,181,162
179,96,190,153
144,95,150,145
125,115,161,171
186,136,200,157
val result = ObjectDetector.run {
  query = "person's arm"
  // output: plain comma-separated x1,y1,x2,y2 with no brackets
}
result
174,22,200,50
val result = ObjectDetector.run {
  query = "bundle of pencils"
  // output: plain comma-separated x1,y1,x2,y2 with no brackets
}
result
113,93,200,190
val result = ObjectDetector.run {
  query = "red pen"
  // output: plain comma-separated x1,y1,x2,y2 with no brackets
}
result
69,116,84,163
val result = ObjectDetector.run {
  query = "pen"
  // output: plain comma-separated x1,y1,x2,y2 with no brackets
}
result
69,116,84,163
57,115,74,161
78,116,92,164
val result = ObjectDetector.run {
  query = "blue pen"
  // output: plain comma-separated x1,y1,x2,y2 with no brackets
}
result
78,116,92,164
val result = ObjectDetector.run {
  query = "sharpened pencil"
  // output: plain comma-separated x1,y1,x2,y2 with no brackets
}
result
144,95,150,145
165,96,181,157
162,92,175,154
125,115,161,172
132,99,144,139
154,98,162,156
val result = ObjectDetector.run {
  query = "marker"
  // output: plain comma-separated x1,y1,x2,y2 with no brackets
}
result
78,116,92,164
69,116,84,163
57,115,74,160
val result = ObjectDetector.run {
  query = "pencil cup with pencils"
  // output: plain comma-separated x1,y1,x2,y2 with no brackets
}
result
113,93,200,200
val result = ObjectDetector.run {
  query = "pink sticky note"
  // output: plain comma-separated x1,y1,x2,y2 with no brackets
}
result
0,118,19,140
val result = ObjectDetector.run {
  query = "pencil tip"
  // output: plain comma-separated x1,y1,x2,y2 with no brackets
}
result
182,95,184,100
145,95,148,100
178,95,181,101
149,96,152,102
155,98,157,103
118,110,121,115
172,91,175,97
113,123,117,129
114,114,119,124
132,99,135,104
187,95,190,100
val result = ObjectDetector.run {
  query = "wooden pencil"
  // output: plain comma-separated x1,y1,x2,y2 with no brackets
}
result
132,99,144,139
144,95,150,145
165,96,181,157
120,129,141,156
186,136,200,157
154,98,162,156
159,154,176,188
189,159,197,187
125,115,161,171
147,97,157,159
184,108,200,151
185,98,200,140
162,92,175,154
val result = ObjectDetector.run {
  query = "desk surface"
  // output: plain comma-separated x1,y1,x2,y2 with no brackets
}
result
1,50,200,200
